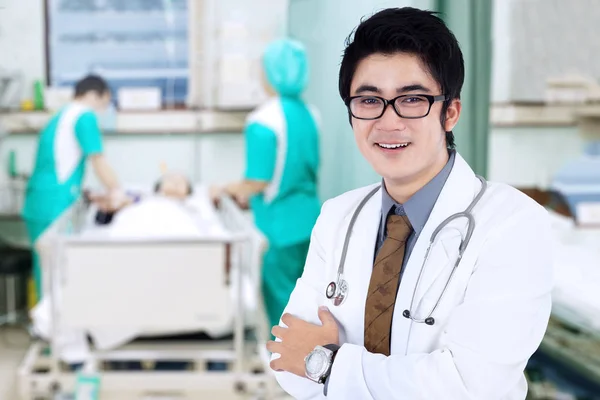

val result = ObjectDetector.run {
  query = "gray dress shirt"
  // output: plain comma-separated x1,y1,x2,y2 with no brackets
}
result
375,150,456,278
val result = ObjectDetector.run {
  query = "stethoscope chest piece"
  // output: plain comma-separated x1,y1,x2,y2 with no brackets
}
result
326,282,336,299
326,278,349,306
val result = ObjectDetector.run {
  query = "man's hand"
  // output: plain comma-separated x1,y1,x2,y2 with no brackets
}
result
267,306,340,378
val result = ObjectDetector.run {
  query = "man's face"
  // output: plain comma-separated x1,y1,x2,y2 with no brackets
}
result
87,91,111,114
349,52,460,189
96,92,112,113
159,173,190,200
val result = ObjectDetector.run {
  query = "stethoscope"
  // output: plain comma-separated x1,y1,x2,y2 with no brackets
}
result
325,175,487,326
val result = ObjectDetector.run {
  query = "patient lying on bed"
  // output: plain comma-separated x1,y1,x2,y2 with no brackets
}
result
91,173,226,238
31,174,234,364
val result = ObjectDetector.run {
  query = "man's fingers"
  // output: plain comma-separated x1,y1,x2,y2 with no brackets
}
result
281,313,297,327
271,325,285,339
266,340,282,353
318,306,336,326
270,358,284,372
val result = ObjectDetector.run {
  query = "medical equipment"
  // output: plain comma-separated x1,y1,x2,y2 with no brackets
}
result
0,69,23,110
17,188,278,400
326,176,487,327
551,155,600,226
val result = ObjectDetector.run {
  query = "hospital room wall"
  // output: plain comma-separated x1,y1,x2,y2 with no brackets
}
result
0,0,587,197
0,134,246,189
288,0,586,200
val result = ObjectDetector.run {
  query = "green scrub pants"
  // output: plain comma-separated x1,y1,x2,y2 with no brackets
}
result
24,218,52,301
261,240,310,331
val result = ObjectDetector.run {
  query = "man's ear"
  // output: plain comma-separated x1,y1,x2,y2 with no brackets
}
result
443,99,461,132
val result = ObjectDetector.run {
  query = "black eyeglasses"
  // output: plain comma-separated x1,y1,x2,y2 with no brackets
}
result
345,94,447,120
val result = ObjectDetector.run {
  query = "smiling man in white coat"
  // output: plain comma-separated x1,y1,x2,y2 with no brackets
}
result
266,7,554,400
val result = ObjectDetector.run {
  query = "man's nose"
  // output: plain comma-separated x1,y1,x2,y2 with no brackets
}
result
375,103,407,131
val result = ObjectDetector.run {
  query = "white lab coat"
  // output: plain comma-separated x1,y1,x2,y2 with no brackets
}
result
271,153,554,400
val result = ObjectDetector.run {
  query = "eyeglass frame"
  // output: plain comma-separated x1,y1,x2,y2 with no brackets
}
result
344,94,448,120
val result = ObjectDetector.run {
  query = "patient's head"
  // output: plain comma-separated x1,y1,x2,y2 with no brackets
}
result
154,173,193,200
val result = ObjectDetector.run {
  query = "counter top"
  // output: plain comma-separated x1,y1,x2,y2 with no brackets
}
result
491,102,600,127
6,103,600,132
0,109,250,134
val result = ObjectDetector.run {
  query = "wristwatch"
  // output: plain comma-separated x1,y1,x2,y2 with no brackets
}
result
304,344,340,384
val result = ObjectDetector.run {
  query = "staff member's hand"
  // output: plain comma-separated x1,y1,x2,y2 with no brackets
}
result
209,185,224,207
267,306,340,378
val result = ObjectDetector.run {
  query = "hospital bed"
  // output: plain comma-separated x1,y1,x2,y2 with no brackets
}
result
547,210,600,335
530,210,600,394
17,187,279,399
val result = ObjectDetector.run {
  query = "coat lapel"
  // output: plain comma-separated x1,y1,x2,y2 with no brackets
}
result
401,153,481,305
391,153,482,353
332,185,382,344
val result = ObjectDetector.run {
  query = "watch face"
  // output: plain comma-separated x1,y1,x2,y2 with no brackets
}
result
305,349,328,378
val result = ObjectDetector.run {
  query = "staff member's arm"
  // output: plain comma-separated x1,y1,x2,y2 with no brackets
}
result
89,154,119,191
75,111,125,207
213,123,274,206
270,204,554,399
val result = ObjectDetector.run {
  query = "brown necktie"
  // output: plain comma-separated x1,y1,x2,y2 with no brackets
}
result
364,214,412,356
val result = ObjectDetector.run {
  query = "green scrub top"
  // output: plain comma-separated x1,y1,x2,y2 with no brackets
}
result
245,38,320,249
22,103,104,234
244,96,321,248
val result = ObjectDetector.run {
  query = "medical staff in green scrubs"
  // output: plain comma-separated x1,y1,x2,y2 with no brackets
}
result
212,39,321,330
22,75,127,302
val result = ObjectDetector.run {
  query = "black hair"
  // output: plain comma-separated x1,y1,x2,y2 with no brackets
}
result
339,7,464,149
74,74,110,98
154,178,194,196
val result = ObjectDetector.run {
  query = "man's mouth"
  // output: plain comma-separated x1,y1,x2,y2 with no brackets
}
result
376,142,411,150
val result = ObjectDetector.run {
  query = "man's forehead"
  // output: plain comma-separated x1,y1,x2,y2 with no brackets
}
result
350,55,439,94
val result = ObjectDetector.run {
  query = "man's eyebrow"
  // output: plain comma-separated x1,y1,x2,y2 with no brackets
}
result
397,84,431,93
354,85,381,95
352,83,433,96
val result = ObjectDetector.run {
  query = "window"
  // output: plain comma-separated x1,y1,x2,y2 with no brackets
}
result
45,0,189,107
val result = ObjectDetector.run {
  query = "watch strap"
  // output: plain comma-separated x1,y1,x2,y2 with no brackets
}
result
319,344,340,384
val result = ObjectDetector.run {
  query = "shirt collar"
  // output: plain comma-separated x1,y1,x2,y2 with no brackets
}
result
380,150,456,237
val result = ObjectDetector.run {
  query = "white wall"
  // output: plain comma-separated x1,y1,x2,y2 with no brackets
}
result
1,133,246,189
0,0,46,103
488,126,584,189
490,0,513,103
487,0,596,189
491,0,600,103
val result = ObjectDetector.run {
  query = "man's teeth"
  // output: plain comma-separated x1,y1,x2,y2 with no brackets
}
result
378,143,410,149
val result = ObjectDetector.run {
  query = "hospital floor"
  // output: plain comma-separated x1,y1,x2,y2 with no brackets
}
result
0,327,293,400
0,327,28,400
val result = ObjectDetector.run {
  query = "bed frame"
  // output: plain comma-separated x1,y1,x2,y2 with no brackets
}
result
17,195,280,399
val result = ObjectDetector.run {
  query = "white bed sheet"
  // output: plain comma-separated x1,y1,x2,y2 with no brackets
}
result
548,210,600,332
31,186,259,363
